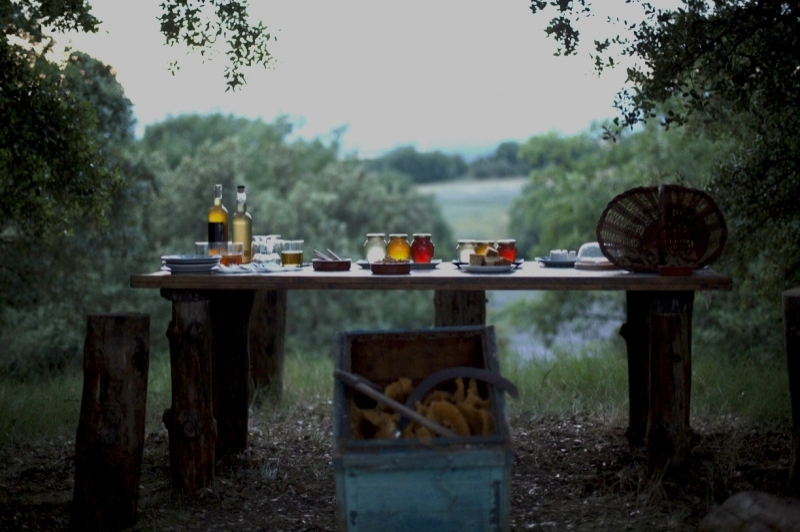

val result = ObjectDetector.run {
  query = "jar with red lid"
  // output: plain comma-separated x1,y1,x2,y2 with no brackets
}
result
386,234,411,261
496,239,517,262
410,233,435,263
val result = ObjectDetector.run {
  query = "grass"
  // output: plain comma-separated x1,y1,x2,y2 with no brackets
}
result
0,338,789,447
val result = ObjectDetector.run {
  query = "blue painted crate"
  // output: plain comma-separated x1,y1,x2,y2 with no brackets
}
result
333,326,513,532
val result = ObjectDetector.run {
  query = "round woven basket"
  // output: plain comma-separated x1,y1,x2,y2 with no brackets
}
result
595,185,727,273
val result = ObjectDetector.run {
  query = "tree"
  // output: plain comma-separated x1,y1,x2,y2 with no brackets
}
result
367,146,467,184
1,0,274,251
529,0,800,297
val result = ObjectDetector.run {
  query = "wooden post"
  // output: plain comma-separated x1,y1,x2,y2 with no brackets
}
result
210,290,255,458
620,291,651,451
784,288,800,493
72,313,150,531
433,290,486,326
248,289,287,404
161,290,216,492
646,291,694,472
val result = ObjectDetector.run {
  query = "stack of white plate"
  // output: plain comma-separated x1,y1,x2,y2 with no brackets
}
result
161,255,220,275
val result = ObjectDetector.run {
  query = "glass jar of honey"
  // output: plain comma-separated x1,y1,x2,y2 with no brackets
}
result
475,240,496,255
363,233,387,263
455,239,476,262
410,233,435,263
386,234,411,261
496,239,518,262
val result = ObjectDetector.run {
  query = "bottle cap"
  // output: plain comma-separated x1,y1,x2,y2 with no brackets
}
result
237,185,245,192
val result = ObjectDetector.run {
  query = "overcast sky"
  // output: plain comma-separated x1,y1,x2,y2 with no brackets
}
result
59,1,637,158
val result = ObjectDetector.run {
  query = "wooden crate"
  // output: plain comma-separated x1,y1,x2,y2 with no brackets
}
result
333,326,513,532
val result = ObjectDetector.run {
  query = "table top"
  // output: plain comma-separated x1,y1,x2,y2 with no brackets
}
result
130,262,732,292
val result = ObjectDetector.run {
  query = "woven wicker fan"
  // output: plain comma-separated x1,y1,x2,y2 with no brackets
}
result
595,185,727,273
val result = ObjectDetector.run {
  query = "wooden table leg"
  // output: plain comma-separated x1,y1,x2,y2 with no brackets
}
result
248,289,287,404
622,291,695,472
209,290,255,458
622,290,695,472
647,291,694,472
434,290,486,326
160,289,216,492
620,291,650,452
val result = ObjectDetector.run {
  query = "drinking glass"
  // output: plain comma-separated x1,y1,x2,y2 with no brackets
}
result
281,240,304,267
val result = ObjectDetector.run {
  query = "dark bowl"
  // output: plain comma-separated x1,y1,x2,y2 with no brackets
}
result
370,261,411,275
312,259,352,272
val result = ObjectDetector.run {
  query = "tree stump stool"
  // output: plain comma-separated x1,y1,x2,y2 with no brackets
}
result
785,288,800,493
72,313,150,531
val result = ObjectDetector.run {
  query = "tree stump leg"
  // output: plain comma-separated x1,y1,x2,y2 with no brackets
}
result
783,288,800,493
71,313,150,531
210,290,255,458
248,289,287,405
620,291,651,451
646,291,694,473
161,290,216,492
434,290,486,326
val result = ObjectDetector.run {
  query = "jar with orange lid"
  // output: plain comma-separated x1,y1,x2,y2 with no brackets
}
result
386,234,411,261
410,233,435,263
475,240,496,255
496,239,517,262
455,239,476,263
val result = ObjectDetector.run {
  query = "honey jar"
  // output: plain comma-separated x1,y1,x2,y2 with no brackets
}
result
455,239,476,263
386,234,411,261
496,239,518,262
410,233,435,263
475,240,496,256
363,233,387,263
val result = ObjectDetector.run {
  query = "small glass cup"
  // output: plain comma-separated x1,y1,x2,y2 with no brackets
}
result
280,240,304,267
212,242,243,266
195,241,211,256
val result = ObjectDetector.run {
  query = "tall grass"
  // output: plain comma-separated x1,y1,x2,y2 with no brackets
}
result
0,337,788,447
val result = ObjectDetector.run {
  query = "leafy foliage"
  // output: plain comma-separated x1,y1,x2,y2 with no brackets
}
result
468,141,533,178
528,0,800,296
366,146,467,184
158,0,275,90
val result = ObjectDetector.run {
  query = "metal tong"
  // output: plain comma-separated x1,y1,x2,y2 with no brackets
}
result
334,369,458,438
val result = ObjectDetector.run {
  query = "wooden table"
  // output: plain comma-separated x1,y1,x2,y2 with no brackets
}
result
131,263,731,490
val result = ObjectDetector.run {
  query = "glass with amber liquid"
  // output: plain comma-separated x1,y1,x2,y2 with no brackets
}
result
281,240,304,267
207,184,228,251
231,185,252,263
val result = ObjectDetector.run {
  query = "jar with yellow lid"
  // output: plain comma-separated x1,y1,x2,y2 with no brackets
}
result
386,234,411,261
363,233,387,263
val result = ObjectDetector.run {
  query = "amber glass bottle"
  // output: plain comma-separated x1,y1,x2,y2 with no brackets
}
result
207,184,229,245
232,185,252,263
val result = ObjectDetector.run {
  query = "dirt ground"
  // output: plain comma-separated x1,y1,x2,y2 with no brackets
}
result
0,405,791,531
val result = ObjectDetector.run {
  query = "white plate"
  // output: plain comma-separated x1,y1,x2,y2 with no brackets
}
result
410,259,441,270
535,257,576,268
161,263,218,275
460,264,515,274
162,254,220,265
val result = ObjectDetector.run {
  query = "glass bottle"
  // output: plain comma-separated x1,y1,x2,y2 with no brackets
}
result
207,184,229,247
386,234,411,261
232,185,252,263
496,239,518,262
410,233,435,263
455,239,476,263
363,233,387,263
